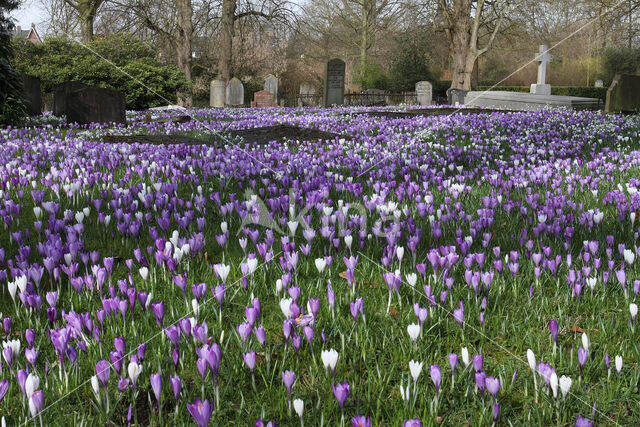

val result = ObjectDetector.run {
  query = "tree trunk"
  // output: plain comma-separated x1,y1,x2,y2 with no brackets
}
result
449,0,474,90
176,0,193,106
360,1,369,70
219,0,236,82
79,9,95,43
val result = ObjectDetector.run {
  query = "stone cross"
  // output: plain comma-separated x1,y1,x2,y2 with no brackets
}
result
530,45,552,95
535,45,552,85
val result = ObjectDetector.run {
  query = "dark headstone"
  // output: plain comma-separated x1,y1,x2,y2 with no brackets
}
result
447,88,468,106
324,58,346,106
21,75,41,116
605,74,640,113
54,81,87,116
66,87,126,125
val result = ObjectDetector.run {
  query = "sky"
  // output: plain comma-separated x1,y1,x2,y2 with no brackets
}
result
10,0,49,32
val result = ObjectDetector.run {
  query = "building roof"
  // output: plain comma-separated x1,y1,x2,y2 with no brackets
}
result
13,24,42,43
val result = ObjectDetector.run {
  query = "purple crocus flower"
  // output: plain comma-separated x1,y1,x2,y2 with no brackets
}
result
352,414,371,427
472,354,483,372
486,376,500,399
430,364,442,397
332,381,350,416
187,398,213,427
576,415,593,427
243,351,257,373
549,319,558,343
96,359,111,388
453,303,464,329
150,373,161,403
171,375,181,401
0,379,8,403
403,419,421,427
578,347,588,376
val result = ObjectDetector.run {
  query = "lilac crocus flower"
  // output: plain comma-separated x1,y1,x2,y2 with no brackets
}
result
352,414,371,427
96,359,111,388
187,398,213,427
576,415,593,427
472,354,483,372
403,419,421,427
150,373,161,403
430,364,442,397
171,375,181,401
332,382,350,417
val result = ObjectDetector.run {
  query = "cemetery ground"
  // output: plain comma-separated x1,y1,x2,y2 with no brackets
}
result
1,106,640,426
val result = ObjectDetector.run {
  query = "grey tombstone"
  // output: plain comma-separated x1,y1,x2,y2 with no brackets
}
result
605,74,640,113
415,81,433,106
530,45,552,95
54,81,87,116
66,86,126,125
447,88,468,106
210,80,226,107
465,91,601,111
324,58,345,106
595,80,604,88
299,83,316,106
21,75,42,116
264,75,278,103
226,77,244,106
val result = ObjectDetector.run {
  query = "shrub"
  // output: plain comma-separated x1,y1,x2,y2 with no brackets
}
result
11,35,189,110
0,0,26,125
353,60,389,91
388,32,437,92
602,47,640,82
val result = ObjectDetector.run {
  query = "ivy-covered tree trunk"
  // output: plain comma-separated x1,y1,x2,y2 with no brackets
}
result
176,0,193,106
219,0,236,82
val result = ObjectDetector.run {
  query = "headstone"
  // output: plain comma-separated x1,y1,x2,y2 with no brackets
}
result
595,79,604,88
530,45,552,95
21,75,41,116
300,83,316,96
210,79,226,107
605,74,640,113
226,78,244,106
66,86,126,125
324,58,345,106
54,81,87,116
264,75,278,102
250,90,277,108
415,81,433,106
447,88,468,106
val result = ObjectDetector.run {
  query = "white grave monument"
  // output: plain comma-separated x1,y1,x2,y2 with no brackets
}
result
530,45,552,96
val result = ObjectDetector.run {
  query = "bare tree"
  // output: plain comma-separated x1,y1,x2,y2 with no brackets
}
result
438,0,509,90
218,0,292,81
62,0,105,42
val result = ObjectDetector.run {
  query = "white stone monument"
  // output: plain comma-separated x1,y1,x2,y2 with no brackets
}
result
264,75,278,102
210,80,226,107
226,78,244,106
415,81,433,106
530,45,552,96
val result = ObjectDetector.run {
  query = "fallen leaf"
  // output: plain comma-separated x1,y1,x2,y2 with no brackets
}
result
339,271,348,279
389,307,398,320
569,325,585,334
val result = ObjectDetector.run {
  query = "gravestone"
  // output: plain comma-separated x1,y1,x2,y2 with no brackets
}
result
264,75,278,102
210,80,226,107
605,74,640,113
416,81,433,106
324,58,345,106
595,80,604,88
226,78,244,106
251,90,277,108
21,75,41,116
447,88,468,106
54,81,87,116
299,83,317,106
530,45,552,95
66,86,126,125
